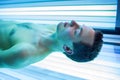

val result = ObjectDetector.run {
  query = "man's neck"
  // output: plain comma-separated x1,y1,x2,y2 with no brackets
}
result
39,33,62,53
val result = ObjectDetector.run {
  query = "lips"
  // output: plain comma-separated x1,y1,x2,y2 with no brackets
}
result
64,22,68,27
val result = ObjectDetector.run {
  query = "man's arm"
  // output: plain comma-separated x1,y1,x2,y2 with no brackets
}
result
0,43,38,69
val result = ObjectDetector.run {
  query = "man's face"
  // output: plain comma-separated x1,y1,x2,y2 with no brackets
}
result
56,20,95,53
56,20,82,53
57,20,81,43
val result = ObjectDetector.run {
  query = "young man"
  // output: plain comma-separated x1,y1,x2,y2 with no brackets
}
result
0,20,103,68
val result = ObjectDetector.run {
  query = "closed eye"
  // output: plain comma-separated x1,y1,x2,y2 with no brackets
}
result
74,27,82,37
74,29,80,36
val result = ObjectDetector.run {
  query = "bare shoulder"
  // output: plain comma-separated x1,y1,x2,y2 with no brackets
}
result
0,20,18,50
0,20,36,50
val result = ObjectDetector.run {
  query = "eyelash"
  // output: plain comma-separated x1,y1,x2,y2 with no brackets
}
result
74,29,79,36
74,28,82,36
74,30,77,35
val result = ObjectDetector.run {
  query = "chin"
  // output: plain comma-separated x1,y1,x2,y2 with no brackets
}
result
57,22,63,31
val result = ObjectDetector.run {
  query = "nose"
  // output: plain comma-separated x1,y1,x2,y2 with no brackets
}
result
70,20,79,28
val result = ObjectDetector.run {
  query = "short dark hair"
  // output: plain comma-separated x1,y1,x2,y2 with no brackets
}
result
64,31,103,62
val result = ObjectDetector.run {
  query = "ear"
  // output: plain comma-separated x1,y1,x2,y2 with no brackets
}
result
63,44,74,55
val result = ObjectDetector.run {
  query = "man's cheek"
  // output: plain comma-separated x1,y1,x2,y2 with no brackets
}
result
68,30,77,42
